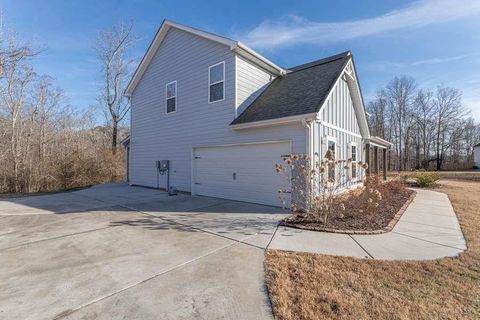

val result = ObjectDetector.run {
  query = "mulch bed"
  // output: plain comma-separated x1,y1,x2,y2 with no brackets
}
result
281,182,416,234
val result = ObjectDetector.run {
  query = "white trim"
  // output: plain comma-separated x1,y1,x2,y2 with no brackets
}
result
350,142,358,181
367,136,392,147
344,59,371,138
316,57,371,139
235,42,286,76
326,135,337,181
190,148,195,195
350,142,358,161
318,121,362,138
234,56,238,117
192,139,292,150
368,141,390,149
165,80,177,114
231,113,317,130
208,61,225,104
124,20,285,96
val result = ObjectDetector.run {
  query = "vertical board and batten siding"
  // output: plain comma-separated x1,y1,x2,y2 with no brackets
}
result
130,28,306,191
236,55,274,116
474,146,480,167
316,77,364,184
319,78,361,135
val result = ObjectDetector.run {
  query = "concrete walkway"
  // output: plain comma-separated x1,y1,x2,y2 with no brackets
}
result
269,188,467,260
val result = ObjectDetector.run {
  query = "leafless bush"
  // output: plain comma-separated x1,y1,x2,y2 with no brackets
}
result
276,151,373,225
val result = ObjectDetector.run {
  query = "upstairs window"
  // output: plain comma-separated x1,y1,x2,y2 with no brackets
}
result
166,81,177,113
209,61,224,103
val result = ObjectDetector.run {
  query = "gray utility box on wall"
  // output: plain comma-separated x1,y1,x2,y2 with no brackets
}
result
156,160,169,174
155,160,176,196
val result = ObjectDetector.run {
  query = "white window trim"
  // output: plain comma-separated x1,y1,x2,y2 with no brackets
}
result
350,142,358,181
326,136,337,157
208,61,225,104
165,80,177,114
326,136,337,181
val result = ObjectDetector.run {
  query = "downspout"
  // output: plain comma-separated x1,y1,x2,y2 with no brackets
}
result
301,116,317,164
302,117,317,209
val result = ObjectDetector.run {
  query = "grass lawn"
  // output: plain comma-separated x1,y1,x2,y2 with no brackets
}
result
265,180,480,320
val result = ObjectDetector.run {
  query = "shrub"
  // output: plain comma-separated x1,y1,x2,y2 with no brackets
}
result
415,171,440,187
275,152,368,225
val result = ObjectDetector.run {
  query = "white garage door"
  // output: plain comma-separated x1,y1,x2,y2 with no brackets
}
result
193,142,291,206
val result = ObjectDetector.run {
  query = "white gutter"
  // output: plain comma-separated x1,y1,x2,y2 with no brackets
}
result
230,113,317,130
235,42,286,76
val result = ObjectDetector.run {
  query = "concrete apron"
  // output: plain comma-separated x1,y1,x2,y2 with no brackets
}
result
269,188,467,260
0,183,287,320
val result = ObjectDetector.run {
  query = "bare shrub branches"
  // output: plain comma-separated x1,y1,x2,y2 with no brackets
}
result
0,22,125,194
276,152,369,225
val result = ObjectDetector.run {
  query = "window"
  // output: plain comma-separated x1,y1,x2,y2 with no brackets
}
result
209,61,224,103
166,81,177,113
351,144,357,179
326,137,336,181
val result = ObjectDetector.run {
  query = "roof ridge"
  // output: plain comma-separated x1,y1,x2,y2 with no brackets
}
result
287,51,351,73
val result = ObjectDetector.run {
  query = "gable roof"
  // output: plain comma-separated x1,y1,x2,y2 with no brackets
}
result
231,52,351,125
124,20,285,96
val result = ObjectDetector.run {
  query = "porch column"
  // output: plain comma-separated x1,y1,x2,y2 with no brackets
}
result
365,143,371,176
374,146,379,174
383,148,387,180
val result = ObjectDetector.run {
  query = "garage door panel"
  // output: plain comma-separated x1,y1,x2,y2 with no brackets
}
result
194,142,291,206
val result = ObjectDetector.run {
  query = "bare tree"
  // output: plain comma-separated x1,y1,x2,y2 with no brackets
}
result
432,86,466,170
0,23,127,194
0,34,35,192
413,89,435,169
384,76,417,170
94,22,139,154
367,76,477,171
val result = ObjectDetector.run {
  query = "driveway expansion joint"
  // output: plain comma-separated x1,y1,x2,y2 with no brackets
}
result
53,240,244,319
348,234,375,259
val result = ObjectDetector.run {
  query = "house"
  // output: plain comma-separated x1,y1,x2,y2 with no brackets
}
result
474,143,480,168
124,20,390,207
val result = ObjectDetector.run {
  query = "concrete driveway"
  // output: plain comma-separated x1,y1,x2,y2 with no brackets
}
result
0,183,287,320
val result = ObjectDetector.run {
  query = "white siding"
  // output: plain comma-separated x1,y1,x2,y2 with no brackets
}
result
316,75,364,184
130,28,306,192
236,55,274,116
319,78,361,135
474,146,480,167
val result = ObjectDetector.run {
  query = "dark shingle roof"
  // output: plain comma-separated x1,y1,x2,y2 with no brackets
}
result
231,51,351,125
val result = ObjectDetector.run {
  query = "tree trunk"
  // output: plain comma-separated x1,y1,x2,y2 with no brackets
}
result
112,117,118,155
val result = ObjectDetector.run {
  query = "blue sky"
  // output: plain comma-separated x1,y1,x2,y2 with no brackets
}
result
2,0,480,120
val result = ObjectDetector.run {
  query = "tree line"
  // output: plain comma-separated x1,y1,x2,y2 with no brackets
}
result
367,76,480,171
0,21,136,194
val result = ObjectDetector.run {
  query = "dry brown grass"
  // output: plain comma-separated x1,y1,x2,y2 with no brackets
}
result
265,180,480,320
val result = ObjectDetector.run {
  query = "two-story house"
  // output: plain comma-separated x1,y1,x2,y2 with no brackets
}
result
124,20,390,207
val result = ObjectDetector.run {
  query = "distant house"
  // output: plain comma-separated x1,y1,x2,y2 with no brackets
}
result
474,143,480,168
123,20,390,206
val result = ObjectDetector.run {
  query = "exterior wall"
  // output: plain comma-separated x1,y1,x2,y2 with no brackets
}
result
318,77,361,135
236,55,274,116
474,146,480,168
130,28,306,191
315,76,364,185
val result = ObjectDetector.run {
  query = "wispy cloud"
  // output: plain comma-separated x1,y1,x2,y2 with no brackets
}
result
370,53,480,70
241,0,480,49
